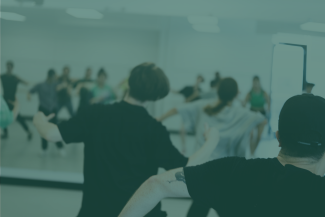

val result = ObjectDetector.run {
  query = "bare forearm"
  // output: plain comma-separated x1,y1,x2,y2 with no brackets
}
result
157,108,178,122
34,120,62,142
119,177,164,217
187,140,216,166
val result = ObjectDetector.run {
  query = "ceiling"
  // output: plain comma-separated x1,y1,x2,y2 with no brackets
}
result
1,0,325,37
2,0,325,23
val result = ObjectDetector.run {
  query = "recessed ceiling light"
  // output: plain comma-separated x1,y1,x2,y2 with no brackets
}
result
0,12,26,22
187,16,218,25
192,24,220,33
300,22,325,33
66,8,103,19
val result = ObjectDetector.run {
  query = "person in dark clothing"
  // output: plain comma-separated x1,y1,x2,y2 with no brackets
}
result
1,61,32,140
119,94,325,217
33,62,219,217
176,75,204,103
74,68,94,114
28,69,64,154
57,66,74,117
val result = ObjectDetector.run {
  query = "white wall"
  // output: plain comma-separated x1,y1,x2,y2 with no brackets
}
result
156,19,274,129
1,22,160,118
1,17,275,129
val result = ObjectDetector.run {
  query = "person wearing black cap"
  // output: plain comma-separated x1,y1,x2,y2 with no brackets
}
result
119,93,325,217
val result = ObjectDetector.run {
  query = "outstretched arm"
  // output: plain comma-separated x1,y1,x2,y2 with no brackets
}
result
242,93,250,107
119,167,189,217
33,112,63,142
157,108,178,122
187,127,220,166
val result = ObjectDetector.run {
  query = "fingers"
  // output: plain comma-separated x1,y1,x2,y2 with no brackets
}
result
46,113,56,121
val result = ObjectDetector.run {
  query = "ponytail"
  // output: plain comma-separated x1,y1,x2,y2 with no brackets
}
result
204,101,227,116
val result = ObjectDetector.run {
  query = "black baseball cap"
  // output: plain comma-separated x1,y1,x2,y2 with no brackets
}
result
279,94,325,147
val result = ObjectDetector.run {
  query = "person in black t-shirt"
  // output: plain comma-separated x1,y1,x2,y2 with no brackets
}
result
74,68,94,114
57,66,75,117
175,75,204,103
119,94,325,217
1,61,32,140
33,62,220,217
28,69,64,154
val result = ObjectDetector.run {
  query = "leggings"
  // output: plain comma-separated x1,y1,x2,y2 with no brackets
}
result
2,99,30,136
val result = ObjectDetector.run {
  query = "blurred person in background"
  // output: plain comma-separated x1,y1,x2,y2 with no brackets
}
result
33,62,220,217
74,68,94,114
119,94,325,217
174,75,205,103
0,77,19,129
243,76,270,116
28,69,65,156
200,72,221,100
243,76,271,154
171,75,205,153
90,68,116,105
1,61,32,140
116,76,130,100
304,82,315,94
158,78,267,217
57,66,75,117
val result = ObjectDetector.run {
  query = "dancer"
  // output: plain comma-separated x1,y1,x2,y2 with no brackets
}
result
57,66,74,117
119,94,325,217
159,78,266,216
175,75,204,103
74,68,94,114
33,62,220,217
200,72,221,100
90,68,116,105
0,78,19,128
28,69,64,155
243,76,271,153
1,61,32,140
243,76,270,116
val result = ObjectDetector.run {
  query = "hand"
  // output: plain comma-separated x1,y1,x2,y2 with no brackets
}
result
204,124,220,144
33,112,55,125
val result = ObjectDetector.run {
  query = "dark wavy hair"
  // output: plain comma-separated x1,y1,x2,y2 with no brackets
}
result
128,63,170,102
204,77,238,116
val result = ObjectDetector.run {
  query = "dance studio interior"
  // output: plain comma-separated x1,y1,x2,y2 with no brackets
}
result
1,0,325,217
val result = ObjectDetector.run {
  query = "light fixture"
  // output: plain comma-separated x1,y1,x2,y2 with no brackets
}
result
300,22,325,33
192,24,220,33
187,16,218,25
187,16,220,33
0,12,26,22
66,8,103,19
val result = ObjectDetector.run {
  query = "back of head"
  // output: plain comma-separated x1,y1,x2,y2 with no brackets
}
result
279,94,325,161
128,63,169,102
204,77,238,116
47,69,56,81
97,68,107,78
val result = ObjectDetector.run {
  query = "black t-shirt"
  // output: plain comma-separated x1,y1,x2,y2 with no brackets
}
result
57,76,72,103
179,86,201,101
58,101,188,217
1,73,21,101
184,157,325,217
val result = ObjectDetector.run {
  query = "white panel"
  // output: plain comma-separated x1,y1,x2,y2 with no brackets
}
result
270,44,304,131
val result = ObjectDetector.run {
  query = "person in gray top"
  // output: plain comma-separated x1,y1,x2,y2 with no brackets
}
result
28,69,64,155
